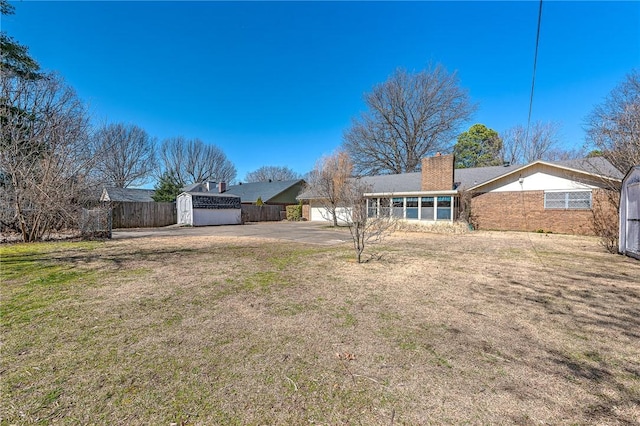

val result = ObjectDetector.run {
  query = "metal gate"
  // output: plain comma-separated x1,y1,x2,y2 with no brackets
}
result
79,207,112,239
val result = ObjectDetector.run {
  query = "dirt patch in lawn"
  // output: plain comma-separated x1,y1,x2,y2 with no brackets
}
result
2,231,639,425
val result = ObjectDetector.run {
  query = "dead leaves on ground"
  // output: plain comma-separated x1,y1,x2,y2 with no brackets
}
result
336,351,356,361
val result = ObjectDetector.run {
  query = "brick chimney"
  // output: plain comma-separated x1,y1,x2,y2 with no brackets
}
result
218,181,226,193
421,153,455,191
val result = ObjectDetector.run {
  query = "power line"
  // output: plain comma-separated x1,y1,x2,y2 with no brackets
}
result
525,0,544,145
522,0,548,269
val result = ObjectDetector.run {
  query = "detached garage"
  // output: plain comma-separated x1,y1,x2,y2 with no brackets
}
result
177,192,242,226
619,165,640,259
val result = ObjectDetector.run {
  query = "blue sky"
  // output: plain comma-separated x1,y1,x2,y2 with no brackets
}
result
4,1,639,184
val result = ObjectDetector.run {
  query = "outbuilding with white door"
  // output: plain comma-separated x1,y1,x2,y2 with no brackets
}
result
177,192,242,226
619,165,640,259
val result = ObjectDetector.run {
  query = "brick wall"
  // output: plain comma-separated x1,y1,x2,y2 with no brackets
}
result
421,154,454,191
470,189,617,236
302,204,310,221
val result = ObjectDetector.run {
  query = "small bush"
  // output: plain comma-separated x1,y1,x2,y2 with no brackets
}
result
286,204,302,221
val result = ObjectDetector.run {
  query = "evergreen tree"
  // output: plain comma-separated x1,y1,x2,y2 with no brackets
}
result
1,0,41,79
152,172,182,202
454,124,502,168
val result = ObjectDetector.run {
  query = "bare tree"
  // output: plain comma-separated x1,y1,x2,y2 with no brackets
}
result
336,178,396,263
245,165,300,183
0,72,95,241
586,69,640,174
500,121,562,164
158,137,236,185
343,65,476,175
93,122,157,188
543,147,585,162
582,71,639,251
304,150,353,227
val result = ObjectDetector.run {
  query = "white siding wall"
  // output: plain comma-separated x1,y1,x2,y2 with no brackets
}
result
488,171,597,192
310,206,351,224
192,209,241,226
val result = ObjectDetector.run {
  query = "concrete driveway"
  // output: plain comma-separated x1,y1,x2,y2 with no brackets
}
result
111,221,352,245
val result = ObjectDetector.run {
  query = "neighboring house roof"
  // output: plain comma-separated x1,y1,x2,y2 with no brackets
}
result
224,179,305,204
101,187,155,202
182,182,204,192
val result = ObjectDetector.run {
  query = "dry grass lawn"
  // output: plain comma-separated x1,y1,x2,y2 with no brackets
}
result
1,229,639,425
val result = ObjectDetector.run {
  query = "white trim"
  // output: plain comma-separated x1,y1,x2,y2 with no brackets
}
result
364,190,458,197
468,160,621,192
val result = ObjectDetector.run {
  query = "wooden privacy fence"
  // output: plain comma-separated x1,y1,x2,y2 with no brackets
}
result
110,202,177,228
241,205,284,222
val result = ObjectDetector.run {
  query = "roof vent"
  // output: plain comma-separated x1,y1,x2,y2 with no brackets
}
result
503,161,510,167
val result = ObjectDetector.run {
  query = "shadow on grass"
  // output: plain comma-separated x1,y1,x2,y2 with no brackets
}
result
464,256,640,424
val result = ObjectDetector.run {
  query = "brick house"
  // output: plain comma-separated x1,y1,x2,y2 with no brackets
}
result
303,154,623,236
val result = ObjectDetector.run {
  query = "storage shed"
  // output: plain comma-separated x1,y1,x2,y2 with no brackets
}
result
177,192,241,226
619,165,640,259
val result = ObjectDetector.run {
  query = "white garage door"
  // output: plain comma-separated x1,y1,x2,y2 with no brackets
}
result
310,207,332,222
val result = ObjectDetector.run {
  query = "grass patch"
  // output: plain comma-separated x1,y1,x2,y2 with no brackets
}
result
1,232,639,424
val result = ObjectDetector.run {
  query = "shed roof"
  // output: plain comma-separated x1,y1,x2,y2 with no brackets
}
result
622,164,640,184
224,179,305,203
101,187,156,202
180,191,240,198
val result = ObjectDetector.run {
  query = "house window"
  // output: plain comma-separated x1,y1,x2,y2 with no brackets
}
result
436,196,452,220
544,191,592,209
421,197,434,221
392,197,404,218
406,197,418,219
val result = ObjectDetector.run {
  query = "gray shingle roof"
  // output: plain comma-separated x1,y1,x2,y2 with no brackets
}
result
224,179,304,203
298,157,623,198
101,187,156,202
182,182,204,192
455,164,522,189
359,172,422,193
547,157,624,180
